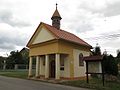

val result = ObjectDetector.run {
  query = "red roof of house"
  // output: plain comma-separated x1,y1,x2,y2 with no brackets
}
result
83,55,103,61
42,23,92,48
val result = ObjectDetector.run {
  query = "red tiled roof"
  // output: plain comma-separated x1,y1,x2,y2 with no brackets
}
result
43,23,92,48
83,55,103,61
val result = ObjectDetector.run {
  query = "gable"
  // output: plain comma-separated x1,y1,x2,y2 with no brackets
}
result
27,22,92,48
32,27,55,44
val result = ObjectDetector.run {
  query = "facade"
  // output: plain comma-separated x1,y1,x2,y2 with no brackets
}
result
27,5,92,80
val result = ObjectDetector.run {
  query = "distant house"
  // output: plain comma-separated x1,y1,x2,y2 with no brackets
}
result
0,56,6,69
26,5,92,80
20,47,29,59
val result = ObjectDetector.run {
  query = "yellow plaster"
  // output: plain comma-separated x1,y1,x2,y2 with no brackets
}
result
58,40,90,78
29,41,59,56
58,40,74,77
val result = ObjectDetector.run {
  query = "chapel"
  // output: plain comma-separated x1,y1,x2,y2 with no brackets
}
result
27,4,92,80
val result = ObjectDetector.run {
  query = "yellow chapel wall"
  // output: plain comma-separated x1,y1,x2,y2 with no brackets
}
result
60,55,70,78
58,41,75,78
58,40,91,78
73,49,90,77
29,39,91,78
29,41,59,56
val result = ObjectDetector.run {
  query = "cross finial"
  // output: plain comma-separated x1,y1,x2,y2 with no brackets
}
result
56,3,58,9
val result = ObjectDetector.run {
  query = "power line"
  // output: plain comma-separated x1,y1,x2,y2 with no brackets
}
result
85,33,120,40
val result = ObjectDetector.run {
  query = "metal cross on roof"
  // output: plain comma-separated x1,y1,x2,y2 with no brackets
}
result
56,3,58,9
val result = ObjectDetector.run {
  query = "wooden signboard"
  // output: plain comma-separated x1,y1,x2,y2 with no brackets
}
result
88,61,102,73
83,55,104,86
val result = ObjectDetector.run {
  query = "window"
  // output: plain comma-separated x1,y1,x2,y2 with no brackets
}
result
79,53,84,66
60,59,64,70
60,55,66,70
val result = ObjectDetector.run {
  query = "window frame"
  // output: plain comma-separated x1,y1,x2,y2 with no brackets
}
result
79,53,84,66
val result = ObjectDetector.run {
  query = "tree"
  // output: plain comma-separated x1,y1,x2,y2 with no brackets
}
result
92,44,101,55
117,52,120,58
103,55,118,76
6,51,21,69
116,50,120,63
6,49,29,69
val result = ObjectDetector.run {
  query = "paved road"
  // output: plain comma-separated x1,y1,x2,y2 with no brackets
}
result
0,76,90,90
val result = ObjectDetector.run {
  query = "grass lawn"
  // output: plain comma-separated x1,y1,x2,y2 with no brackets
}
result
60,77,120,90
0,70,28,79
0,70,120,90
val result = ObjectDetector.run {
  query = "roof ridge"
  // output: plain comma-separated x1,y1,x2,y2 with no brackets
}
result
42,22,92,48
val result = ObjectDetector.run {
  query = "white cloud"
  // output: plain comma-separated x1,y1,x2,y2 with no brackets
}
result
0,0,120,56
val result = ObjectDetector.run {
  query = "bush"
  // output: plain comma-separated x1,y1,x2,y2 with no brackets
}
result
103,55,118,76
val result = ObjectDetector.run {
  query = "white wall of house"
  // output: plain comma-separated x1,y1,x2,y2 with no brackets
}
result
73,49,90,77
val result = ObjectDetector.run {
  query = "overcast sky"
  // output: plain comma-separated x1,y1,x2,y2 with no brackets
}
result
0,0,120,56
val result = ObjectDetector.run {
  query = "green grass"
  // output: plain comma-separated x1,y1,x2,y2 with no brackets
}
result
0,70,28,79
0,70,120,90
60,77,120,90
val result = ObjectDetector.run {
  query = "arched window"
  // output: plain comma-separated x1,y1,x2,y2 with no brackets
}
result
79,53,84,66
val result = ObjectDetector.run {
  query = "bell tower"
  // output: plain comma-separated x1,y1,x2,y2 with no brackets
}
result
51,4,62,29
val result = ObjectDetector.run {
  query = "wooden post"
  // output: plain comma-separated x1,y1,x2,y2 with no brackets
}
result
101,61,105,86
86,61,89,83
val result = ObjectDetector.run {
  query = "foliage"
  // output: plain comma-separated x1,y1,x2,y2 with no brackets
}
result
92,44,101,55
117,51,120,58
6,51,22,69
116,51,120,64
103,55,118,76
6,48,29,69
